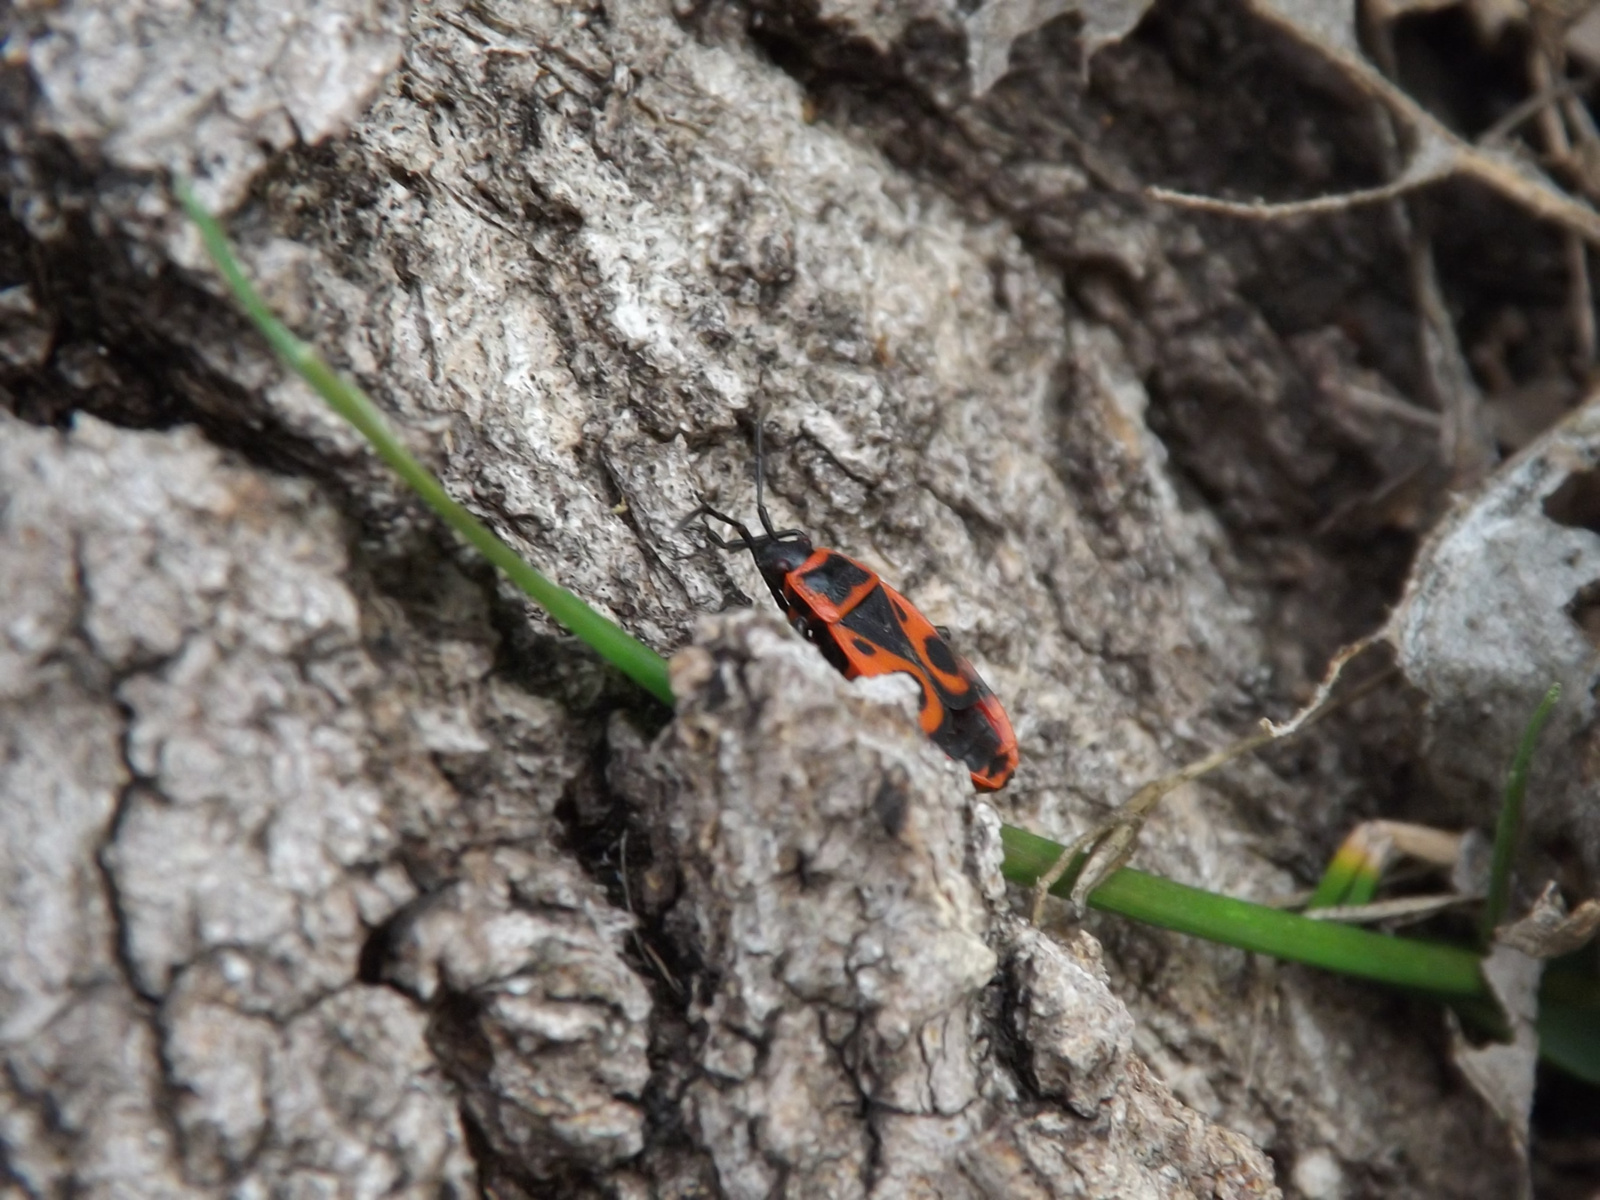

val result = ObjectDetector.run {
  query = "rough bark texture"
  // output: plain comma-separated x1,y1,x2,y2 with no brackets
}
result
0,0,1577,1195
609,617,1274,1198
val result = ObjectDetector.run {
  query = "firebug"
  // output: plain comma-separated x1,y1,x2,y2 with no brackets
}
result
685,421,1018,791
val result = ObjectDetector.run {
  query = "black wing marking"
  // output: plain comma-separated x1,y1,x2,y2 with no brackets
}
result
799,554,874,606
839,586,978,710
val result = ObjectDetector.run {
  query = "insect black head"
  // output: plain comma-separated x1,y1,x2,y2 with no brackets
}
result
753,535,813,579
684,503,811,612
682,409,815,610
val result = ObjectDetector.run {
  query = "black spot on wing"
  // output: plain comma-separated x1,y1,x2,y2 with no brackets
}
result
800,554,873,606
933,703,1007,776
922,634,959,677
843,588,982,709
839,586,919,660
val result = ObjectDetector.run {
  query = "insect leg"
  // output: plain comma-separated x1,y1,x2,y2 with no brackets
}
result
680,502,757,551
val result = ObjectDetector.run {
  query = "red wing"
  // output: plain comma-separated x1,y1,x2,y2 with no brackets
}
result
823,623,946,736
827,623,1019,788
787,553,1017,789
833,582,983,711
786,550,880,625
953,691,1019,792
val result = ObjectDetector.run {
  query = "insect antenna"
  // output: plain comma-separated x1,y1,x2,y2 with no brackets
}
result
753,409,805,543
755,409,776,537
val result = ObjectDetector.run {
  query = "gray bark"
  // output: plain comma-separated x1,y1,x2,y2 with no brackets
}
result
0,0,1551,1195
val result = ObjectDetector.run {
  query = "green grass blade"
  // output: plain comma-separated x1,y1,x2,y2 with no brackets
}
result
1480,683,1561,945
177,181,674,708
1000,823,1487,996
1539,1001,1600,1084
1537,959,1600,1083
1004,824,1600,1060
1306,831,1383,909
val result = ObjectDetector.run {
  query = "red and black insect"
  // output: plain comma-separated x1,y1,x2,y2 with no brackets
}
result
685,424,1018,791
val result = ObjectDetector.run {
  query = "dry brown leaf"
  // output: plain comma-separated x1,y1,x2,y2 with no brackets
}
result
1494,882,1600,956
1449,942,1540,1189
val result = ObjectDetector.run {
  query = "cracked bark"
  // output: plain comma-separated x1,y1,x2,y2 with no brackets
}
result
0,0,1552,1196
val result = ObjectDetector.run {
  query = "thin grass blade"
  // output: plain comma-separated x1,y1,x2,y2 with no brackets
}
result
1481,683,1561,945
1307,829,1385,909
177,181,674,707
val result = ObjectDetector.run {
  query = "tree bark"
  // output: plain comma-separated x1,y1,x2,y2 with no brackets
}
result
0,0,1541,1195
